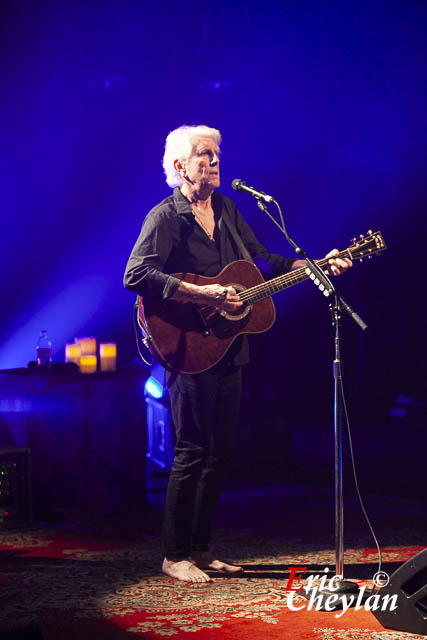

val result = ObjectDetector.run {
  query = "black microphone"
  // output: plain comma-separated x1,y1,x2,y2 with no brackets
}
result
231,179,274,203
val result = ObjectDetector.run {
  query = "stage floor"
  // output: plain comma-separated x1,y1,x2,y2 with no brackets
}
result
1,481,426,639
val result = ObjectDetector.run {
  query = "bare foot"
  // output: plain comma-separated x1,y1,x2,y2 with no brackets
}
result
190,551,244,574
162,557,213,583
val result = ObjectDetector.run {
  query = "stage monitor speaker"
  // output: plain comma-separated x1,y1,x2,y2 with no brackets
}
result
0,447,32,529
373,548,427,635
145,397,174,471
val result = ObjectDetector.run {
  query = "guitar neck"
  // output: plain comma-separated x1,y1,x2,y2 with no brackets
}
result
241,249,352,304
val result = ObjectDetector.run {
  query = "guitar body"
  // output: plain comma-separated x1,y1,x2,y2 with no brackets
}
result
138,260,276,374
136,231,386,374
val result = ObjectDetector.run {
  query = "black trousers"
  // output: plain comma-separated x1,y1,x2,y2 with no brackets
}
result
163,364,242,559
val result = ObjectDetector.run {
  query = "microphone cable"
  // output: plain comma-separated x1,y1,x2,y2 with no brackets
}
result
133,296,153,367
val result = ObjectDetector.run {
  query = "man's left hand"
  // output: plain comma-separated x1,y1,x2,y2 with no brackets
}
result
325,249,352,276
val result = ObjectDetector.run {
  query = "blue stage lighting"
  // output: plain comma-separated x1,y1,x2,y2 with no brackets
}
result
144,376,163,399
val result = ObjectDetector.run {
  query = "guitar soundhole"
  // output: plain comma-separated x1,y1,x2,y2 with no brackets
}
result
220,283,252,321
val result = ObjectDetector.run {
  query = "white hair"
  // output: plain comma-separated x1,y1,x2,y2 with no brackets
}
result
162,125,222,188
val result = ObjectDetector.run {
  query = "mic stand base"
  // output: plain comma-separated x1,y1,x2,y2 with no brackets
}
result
299,579,368,611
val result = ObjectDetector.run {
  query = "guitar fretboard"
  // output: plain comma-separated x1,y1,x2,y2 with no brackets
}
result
238,249,352,304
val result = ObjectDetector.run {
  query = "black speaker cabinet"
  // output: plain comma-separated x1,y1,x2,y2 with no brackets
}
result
0,447,32,529
373,548,427,635
145,397,174,471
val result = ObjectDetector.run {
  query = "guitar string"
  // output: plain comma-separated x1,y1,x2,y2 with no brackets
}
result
237,255,335,303
198,257,330,321
199,238,381,311
236,244,377,303
200,245,376,322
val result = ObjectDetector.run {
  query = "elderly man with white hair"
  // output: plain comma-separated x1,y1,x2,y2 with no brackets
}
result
124,124,351,582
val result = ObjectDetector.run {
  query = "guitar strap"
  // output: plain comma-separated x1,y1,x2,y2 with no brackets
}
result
221,209,254,263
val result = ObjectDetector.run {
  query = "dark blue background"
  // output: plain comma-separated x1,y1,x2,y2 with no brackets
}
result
1,1,425,451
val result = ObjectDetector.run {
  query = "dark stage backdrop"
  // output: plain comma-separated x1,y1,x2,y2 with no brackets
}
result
1,1,425,475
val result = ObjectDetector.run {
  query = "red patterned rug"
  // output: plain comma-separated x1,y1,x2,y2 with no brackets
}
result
1,484,426,639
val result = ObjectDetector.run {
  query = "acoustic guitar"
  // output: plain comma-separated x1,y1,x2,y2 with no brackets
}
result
138,231,386,373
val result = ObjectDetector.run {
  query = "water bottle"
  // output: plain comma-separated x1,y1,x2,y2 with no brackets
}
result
36,330,52,367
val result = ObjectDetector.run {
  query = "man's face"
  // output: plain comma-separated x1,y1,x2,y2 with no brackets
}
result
184,136,220,191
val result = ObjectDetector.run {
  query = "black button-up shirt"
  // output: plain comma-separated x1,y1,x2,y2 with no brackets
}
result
124,187,295,366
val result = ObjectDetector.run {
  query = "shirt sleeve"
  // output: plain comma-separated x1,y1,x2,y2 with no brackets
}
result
231,201,296,278
123,209,181,300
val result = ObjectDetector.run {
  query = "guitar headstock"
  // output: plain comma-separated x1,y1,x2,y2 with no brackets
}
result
347,230,386,261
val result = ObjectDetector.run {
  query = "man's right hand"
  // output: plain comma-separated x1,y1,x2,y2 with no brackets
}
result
200,284,243,311
172,281,243,312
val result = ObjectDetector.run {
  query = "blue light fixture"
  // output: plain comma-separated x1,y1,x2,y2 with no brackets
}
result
144,376,163,399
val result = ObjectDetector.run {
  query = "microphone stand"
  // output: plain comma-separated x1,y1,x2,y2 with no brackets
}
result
256,195,367,608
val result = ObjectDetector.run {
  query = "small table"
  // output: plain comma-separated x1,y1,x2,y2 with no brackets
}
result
0,368,148,515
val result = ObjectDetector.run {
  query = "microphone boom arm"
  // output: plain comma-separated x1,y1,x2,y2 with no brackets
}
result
231,178,367,325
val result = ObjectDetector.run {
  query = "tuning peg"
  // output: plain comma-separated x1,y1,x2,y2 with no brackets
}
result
368,229,373,235
351,237,357,243
359,234,365,239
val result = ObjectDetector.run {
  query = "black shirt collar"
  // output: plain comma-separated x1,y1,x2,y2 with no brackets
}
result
173,186,221,216
173,187,193,215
